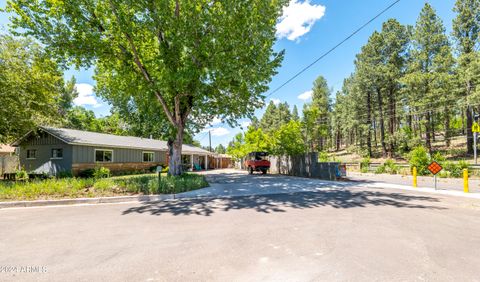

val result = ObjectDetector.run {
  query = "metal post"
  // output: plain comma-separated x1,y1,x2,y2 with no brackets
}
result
475,132,478,164
412,167,417,188
209,130,212,152
463,169,469,193
434,174,437,190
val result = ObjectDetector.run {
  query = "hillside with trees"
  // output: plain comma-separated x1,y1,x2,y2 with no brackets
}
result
228,1,480,163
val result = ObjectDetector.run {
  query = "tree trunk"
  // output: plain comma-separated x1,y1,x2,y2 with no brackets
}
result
425,111,432,153
444,106,451,147
467,106,474,155
168,128,184,176
366,91,373,157
376,88,387,157
387,87,395,158
336,130,340,151
431,112,436,142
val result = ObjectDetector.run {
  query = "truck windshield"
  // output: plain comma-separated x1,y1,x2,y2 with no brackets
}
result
254,153,268,160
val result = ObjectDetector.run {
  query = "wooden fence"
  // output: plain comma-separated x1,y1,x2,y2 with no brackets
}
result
269,153,340,181
0,156,19,178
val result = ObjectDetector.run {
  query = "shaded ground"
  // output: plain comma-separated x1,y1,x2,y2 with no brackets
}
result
1,172,480,281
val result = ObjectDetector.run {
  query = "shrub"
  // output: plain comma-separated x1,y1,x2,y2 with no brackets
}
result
93,167,110,179
408,146,430,175
319,151,329,162
443,160,469,178
375,159,398,175
78,168,95,178
360,157,370,173
15,169,29,181
57,170,73,178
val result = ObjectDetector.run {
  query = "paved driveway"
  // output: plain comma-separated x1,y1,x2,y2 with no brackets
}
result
179,169,355,198
2,171,480,281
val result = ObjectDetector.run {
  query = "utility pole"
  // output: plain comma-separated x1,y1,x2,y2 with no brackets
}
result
209,130,212,152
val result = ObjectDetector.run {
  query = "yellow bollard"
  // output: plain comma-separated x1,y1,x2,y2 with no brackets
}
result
412,167,417,188
463,169,469,193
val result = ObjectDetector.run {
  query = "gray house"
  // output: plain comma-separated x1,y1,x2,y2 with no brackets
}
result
12,126,215,176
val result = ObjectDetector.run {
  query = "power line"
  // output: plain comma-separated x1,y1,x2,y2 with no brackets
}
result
266,0,402,98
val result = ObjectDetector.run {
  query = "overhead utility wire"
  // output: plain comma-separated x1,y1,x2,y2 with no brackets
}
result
266,0,402,98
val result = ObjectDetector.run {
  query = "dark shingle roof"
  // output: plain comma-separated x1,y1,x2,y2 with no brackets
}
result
17,126,213,155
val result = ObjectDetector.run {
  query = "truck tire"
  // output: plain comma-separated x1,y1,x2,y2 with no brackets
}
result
248,167,253,174
261,169,267,175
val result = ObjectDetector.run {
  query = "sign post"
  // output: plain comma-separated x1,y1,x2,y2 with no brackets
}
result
427,161,443,190
472,122,480,164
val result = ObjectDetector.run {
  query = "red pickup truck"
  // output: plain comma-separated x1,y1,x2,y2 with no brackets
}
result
244,152,270,174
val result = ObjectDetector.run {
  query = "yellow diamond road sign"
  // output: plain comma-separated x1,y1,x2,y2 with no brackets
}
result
473,122,480,133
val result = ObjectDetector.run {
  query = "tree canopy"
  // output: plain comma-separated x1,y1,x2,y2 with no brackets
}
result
7,0,286,174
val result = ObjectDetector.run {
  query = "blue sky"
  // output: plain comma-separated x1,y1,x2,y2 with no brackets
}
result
0,0,457,148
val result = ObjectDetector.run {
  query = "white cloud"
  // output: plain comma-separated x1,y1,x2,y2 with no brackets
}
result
210,127,230,137
240,121,251,129
73,83,101,107
270,98,281,105
202,127,231,137
276,0,326,41
298,90,313,101
209,117,222,125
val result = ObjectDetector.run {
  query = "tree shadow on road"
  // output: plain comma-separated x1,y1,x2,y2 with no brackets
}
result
122,189,446,217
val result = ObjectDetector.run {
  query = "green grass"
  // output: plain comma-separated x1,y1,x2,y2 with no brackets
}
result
0,173,209,201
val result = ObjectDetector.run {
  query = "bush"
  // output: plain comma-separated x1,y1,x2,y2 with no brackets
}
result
319,151,329,162
443,160,469,178
57,170,73,179
93,167,110,179
78,168,95,178
408,146,430,175
375,159,398,175
15,169,29,181
360,157,370,173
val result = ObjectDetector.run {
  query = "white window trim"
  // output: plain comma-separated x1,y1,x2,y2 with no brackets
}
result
50,148,64,160
142,151,155,162
94,149,114,163
26,149,37,160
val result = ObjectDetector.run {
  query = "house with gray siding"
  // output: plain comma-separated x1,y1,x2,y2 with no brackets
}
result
12,126,215,176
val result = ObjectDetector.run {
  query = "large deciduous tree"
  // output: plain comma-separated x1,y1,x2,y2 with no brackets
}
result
8,0,285,175
0,35,65,143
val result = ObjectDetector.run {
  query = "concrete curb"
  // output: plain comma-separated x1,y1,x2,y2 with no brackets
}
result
0,194,175,209
360,182,480,199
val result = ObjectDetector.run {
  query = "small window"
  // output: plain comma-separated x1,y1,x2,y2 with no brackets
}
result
26,149,37,159
51,148,63,159
95,149,113,162
143,152,154,162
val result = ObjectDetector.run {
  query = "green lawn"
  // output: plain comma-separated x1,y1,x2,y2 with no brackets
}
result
0,173,209,201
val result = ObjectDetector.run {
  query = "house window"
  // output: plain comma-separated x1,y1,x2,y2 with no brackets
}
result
143,152,154,162
51,148,63,159
26,149,37,159
95,149,113,163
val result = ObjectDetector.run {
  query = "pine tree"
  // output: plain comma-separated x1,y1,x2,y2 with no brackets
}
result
403,3,453,153
453,0,480,154
292,105,300,121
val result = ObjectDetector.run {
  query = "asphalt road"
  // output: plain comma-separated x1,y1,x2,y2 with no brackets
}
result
2,171,480,281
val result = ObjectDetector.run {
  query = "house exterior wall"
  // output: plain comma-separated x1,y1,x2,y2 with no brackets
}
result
71,145,168,176
18,133,72,175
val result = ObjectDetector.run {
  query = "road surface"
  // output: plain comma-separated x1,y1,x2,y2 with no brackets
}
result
1,170,480,281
